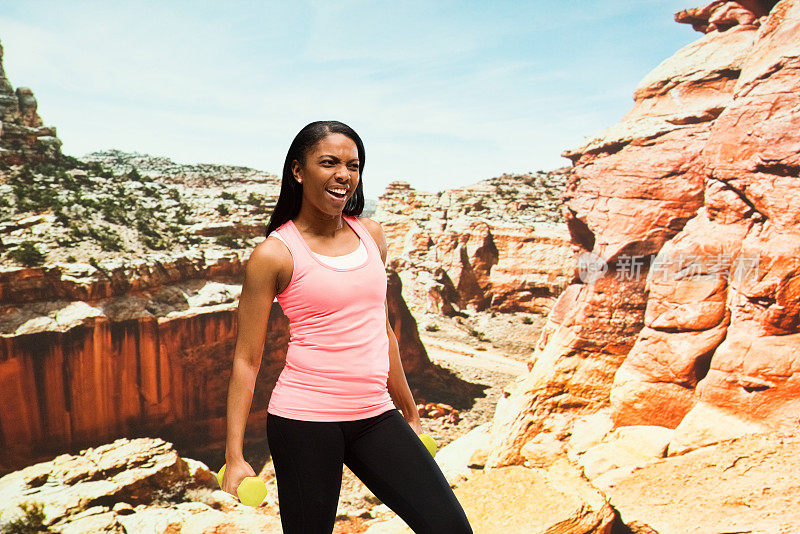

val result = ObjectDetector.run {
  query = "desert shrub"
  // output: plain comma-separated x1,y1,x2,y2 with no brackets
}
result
468,328,488,342
215,234,244,248
127,167,144,182
7,241,45,266
59,154,81,169
142,184,160,198
141,233,167,250
0,501,52,533
87,224,124,252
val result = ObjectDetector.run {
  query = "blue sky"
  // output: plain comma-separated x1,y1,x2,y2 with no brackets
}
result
0,1,700,199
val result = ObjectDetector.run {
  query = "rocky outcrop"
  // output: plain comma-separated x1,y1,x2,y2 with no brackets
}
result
0,437,282,533
613,0,800,452
488,0,800,468
0,40,62,164
82,149,280,190
375,171,575,318
676,0,775,33
601,431,800,533
0,255,430,474
365,460,616,534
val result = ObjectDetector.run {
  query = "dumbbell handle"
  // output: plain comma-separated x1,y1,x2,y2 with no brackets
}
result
217,464,267,507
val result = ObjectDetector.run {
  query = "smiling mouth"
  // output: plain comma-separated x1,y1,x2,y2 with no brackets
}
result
326,188,348,199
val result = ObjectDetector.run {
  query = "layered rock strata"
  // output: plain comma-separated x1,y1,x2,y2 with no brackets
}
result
487,0,800,467
0,253,429,474
375,171,575,318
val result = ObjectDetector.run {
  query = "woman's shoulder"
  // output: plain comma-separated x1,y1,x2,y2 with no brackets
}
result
354,216,382,237
354,217,387,262
248,234,293,273
353,215,380,229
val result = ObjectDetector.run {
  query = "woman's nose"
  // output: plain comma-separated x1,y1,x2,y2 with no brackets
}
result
334,164,350,178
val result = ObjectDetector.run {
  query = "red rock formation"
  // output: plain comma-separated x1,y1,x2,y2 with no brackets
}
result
376,174,575,318
0,40,62,164
487,0,799,466
676,1,773,33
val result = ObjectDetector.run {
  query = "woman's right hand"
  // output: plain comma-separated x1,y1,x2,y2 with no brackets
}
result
221,458,257,497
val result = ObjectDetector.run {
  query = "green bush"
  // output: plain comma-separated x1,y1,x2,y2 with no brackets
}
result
0,501,52,533
59,154,81,169
68,221,87,239
425,324,440,332
220,191,237,201
8,242,45,266
215,234,244,248
86,161,105,175
127,167,144,182
100,200,128,225
216,203,230,216
87,224,124,252
141,233,167,250
522,315,533,324
468,328,488,342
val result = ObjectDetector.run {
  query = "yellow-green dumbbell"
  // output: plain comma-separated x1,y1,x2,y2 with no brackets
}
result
418,433,437,457
216,464,268,507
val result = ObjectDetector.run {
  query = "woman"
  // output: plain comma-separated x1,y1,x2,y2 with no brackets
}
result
222,120,473,533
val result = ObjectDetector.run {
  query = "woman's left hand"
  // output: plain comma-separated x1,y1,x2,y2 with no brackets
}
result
406,416,424,435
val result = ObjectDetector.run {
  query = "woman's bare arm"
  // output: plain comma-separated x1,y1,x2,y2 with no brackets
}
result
360,217,422,430
224,238,286,463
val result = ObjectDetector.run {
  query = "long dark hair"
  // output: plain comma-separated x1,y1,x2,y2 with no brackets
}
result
265,121,366,236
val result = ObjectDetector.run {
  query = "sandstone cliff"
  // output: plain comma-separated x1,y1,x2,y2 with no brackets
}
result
0,250,432,474
488,0,800,473
375,171,574,320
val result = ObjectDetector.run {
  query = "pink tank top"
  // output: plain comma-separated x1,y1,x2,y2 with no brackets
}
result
266,215,397,421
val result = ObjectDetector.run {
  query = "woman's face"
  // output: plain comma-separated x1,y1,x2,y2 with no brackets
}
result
293,133,360,215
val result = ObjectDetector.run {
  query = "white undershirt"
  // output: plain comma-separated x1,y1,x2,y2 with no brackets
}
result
268,230,367,268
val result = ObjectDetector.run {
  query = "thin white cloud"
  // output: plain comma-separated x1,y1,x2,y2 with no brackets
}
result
0,1,699,199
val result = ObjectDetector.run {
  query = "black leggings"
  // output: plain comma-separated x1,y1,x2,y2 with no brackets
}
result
266,408,473,534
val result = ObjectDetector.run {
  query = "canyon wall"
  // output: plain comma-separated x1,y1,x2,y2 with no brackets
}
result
0,253,431,475
375,173,575,319
488,0,799,467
